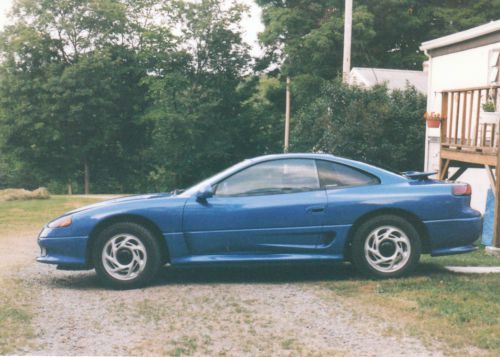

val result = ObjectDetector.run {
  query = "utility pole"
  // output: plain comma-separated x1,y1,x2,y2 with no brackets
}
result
284,76,291,153
342,0,353,83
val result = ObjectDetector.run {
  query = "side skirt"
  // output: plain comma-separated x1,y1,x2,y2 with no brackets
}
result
170,253,345,266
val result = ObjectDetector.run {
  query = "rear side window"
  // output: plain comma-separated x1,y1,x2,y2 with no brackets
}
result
316,160,379,189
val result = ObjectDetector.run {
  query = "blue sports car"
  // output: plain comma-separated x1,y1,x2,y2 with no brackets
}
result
38,153,482,288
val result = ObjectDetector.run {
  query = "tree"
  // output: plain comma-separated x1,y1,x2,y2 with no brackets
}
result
0,0,150,193
365,0,500,69
292,80,427,172
256,1,375,111
256,1,499,156
257,1,375,78
143,0,276,189
0,0,283,193
257,0,500,73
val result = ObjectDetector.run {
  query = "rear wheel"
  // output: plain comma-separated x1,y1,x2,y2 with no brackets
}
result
351,215,421,278
93,222,161,289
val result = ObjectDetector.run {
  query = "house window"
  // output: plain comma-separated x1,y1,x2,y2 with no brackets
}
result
488,49,500,84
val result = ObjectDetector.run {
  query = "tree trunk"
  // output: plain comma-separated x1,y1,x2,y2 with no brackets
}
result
67,180,72,195
84,160,90,195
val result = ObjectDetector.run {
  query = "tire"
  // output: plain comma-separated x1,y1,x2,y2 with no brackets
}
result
93,222,161,289
351,215,421,279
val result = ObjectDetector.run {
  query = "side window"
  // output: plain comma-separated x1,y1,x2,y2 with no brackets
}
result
215,159,320,196
316,160,379,189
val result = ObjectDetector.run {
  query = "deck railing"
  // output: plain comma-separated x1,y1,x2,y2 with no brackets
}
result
440,84,500,153
438,85,500,248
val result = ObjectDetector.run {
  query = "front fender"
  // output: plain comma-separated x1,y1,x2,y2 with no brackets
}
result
40,196,187,239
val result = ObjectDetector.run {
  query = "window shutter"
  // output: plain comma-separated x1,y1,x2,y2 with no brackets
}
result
488,49,500,84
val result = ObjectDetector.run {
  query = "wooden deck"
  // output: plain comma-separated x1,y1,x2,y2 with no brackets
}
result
438,84,500,247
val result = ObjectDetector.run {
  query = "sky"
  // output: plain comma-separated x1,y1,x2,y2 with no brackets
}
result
240,0,265,56
0,0,264,56
0,0,12,29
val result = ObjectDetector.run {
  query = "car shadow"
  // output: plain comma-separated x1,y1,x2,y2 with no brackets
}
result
156,262,357,285
154,261,449,286
40,261,450,291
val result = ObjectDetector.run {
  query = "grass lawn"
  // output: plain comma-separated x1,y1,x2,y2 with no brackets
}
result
321,264,500,355
322,246,500,355
0,195,103,236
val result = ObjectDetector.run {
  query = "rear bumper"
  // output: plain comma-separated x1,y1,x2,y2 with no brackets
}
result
430,244,477,256
424,216,483,255
37,236,89,267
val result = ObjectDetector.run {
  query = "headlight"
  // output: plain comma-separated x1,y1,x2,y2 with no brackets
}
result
48,215,72,228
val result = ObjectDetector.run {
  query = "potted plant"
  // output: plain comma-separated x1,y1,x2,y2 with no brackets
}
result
479,97,500,125
424,112,441,128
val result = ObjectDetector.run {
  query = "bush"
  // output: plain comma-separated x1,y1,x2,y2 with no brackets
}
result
291,80,426,172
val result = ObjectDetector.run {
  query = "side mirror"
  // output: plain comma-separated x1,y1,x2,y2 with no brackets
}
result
196,185,214,201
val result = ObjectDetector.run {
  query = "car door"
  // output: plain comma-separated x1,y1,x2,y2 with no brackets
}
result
182,158,328,255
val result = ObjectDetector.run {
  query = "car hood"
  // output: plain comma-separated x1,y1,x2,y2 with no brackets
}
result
65,193,176,215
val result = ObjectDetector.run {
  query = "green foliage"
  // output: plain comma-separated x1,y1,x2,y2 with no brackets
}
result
2,0,493,192
143,0,248,188
258,0,500,73
256,0,500,125
0,0,286,192
257,1,375,78
0,45,149,192
0,0,152,193
292,81,426,171
365,0,500,69
140,0,283,190
482,100,496,112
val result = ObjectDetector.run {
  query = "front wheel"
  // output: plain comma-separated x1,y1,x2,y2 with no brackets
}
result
93,222,161,289
351,215,421,278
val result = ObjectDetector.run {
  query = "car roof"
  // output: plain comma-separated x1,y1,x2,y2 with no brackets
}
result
248,153,336,162
182,153,407,196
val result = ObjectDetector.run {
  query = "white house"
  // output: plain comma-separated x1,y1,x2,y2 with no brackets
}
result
420,20,500,213
349,67,427,94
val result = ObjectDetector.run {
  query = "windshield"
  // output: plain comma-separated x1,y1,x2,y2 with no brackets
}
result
181,160,251,196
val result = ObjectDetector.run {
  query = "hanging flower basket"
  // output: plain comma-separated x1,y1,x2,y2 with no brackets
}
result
479,111,500,125
479,98,500,125
424,112,441,128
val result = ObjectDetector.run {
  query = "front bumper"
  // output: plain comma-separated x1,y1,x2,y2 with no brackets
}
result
37,235,89,267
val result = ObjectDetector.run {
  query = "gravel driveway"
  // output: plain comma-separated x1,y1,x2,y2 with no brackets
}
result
9,236,448,357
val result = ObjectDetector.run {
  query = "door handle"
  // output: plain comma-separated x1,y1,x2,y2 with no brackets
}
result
306,206,325,214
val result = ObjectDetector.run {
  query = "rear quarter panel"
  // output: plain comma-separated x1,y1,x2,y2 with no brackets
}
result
327,181,477,223
324,181,481,254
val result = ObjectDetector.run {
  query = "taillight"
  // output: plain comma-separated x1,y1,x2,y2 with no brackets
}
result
452,183,472,196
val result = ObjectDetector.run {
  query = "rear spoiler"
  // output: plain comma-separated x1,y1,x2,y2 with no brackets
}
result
401,171,437,180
